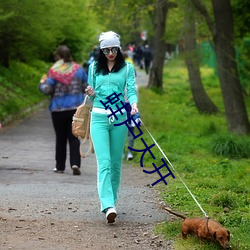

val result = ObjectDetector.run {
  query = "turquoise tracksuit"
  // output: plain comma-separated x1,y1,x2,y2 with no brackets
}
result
88,62,137,212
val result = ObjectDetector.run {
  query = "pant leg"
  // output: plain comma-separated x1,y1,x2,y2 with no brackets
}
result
51,111,67,171
144,60,150,74
90,112,127,212
110,118,127,204
66,110,81,168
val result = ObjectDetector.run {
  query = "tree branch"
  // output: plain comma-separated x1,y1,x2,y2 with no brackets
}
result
190,0,216,37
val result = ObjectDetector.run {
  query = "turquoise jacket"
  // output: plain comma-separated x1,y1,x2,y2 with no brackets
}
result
87,62,138,110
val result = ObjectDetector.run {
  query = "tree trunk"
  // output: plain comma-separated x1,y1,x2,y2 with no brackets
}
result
191,0,250,134
212,0,250,134
147,0,169,89
184,4,218,114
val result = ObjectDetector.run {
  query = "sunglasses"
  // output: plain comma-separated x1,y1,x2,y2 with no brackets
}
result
102,47,119,55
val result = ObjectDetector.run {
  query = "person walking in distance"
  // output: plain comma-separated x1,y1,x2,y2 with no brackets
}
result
85,31,138,223
143,44,152,74
39,45,88,175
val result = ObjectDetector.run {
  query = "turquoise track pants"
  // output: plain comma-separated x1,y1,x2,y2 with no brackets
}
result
90,111,128,212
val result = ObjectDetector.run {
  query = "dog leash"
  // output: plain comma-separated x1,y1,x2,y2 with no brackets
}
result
140,118,209,218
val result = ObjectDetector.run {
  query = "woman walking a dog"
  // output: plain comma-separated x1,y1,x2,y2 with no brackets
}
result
85,31,138,223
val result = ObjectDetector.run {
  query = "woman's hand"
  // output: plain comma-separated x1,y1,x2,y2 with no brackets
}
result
85,86,96,97
131,103,138,116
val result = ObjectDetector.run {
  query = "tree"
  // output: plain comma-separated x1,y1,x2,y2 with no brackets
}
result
91,0,155,47
0,0,98,66
191,0,250,134
184,1,218,114
148,0,177,89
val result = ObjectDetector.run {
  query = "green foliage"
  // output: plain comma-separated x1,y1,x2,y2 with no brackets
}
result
210,191,238,210
236,37,250,95
165,2,184,44
132,58,250,249
0,60,49,122
201,121,217,136
92,0,156,45
165,0,213,45
198,39,250,95
232,0,250,39
0,0,100,66
210,134,250,159
154,221,181,240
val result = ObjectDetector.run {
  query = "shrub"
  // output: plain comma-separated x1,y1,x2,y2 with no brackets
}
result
210,192,237,209
210,135,250,158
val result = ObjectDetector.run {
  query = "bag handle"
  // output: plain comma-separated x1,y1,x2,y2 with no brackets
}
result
83,94,88,105
79,137,93,158
79,112,93,158
79,95,93,158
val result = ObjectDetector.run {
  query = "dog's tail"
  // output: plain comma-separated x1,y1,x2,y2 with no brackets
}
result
161,206,187,220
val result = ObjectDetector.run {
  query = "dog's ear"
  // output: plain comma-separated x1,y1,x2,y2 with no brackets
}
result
213,231,217,240
227,230,230,240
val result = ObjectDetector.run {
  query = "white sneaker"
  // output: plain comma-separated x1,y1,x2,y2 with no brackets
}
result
72,165,81,175
53,168,64,173
127,152,133,160
105,207,117,223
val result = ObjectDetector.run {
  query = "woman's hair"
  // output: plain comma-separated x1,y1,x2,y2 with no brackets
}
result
95,48,126,75
54,45,73,63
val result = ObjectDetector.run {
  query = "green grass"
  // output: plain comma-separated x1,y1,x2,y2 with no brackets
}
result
131,58,250,250
0,60,50,123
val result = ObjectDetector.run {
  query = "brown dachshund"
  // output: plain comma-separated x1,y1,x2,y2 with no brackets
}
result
162,207,231,249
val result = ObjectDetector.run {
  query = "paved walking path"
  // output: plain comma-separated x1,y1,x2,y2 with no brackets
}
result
0,70,173,249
